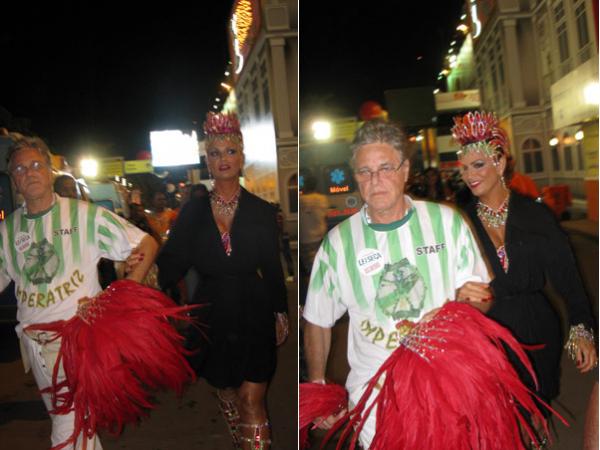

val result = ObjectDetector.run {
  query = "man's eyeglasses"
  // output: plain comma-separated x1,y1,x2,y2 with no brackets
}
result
354,161,404,182
11,160,49,177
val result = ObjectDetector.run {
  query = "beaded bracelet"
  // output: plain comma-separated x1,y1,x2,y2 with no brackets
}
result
564,323,595,362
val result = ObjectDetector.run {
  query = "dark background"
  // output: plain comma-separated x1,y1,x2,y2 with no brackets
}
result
299,1,465,122
0,4,233,163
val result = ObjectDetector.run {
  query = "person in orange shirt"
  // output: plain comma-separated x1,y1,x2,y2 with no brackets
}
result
145,191,178,243
509,171,540,200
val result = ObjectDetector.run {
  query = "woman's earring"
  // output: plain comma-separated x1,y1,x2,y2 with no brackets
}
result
501,175,507,190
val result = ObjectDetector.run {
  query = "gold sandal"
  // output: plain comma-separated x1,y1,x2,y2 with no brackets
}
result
239,421,271,450
217,392,242,449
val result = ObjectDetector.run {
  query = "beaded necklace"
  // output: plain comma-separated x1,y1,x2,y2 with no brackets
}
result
476,196,509,228
210,189,240,217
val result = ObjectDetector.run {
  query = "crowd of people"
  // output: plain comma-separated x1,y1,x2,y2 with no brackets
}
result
0,107,596,450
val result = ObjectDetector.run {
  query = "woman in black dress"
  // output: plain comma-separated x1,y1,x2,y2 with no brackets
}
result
157,112,288,449
451,111,597,446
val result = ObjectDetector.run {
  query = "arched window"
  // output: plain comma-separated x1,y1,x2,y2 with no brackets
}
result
521,138,544,174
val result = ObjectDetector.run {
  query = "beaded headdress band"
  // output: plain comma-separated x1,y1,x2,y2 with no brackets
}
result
451,111,509,159
203,112,243,145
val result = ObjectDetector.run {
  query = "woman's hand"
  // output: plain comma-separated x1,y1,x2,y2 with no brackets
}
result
125,248,145,275
456,281,492,303
275,312,289,346
456,281,493,313
575,338,598,373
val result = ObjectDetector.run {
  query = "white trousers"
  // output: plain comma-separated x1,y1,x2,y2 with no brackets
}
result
21,333,103,450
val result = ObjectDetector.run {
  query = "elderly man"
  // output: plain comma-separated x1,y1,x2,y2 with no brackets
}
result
303,120,491,448
0,138,158,449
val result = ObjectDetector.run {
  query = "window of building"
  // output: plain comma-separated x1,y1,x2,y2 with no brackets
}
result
522,138,544,173
551,145,560,171
575,3,589,48
564,146,573,171
260,60,268,78
557,22,569,63
288,173,298,213
262,81,270,115
575,2,591,63
254,94,261,117
577,142,585,170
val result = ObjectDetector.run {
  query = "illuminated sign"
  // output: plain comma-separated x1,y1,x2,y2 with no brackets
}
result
124,160,153,174
330,185,350,194
324,165,354,195
230,0,261,77
327,207,360,218
470,0,482,38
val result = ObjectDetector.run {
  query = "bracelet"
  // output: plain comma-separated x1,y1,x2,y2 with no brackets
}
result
564,324,595,361
276,313,289,335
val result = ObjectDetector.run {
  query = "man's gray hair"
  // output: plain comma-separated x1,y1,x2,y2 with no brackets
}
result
6,137,52,170
350,120,409,166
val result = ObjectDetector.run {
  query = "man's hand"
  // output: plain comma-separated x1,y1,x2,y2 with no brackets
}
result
313,408,347,430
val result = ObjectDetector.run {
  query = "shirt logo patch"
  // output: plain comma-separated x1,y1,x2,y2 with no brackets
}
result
375,258,426,320
24,239,60,285
15,232,32,254
356,248,384,276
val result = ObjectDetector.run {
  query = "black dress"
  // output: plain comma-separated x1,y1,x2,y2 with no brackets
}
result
157,188,287,389
463,192,594,403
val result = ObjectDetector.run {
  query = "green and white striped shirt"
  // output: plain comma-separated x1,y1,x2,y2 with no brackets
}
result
303,196,489,394
0,195,146,336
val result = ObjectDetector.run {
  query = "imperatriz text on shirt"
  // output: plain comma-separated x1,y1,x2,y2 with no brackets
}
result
16,269,85,308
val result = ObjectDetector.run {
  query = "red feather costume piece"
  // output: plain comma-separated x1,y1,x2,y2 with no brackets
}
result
299,382,348,449
25,280,198,450
305,302,566,450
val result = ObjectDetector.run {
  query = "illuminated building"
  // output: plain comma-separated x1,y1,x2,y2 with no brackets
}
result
224,0,298,231
447,0,598,218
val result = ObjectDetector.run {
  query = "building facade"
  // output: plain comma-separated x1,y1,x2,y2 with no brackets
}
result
224,0,298,234
451,0,598,217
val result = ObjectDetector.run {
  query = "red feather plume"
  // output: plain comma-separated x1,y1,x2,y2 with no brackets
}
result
326,302,567,450
299,382,348,449
26,280,199,450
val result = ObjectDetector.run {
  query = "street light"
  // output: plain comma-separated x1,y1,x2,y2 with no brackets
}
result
312,121,332,141
575,130,584,141
549,137,559,147
81,158,98,178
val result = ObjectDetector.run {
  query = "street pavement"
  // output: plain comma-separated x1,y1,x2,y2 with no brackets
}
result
0,278,298,450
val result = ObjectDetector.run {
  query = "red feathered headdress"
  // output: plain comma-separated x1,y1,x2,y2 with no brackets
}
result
451,111,509,158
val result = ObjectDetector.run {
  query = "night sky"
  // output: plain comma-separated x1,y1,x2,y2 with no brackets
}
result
2,2,465,165
300,0,465,123
0,4,233,164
